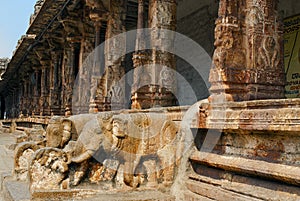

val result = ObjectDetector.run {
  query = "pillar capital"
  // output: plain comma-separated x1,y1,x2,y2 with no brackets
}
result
40,60,51,68
86,0,108,22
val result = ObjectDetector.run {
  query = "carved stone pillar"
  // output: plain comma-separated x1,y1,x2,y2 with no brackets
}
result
40,61,51,116
88,21,104,113
28,73,35,115
32,68,41,115
76,34,94,114
209,0,285,102
22,79,29,115
49,51,62,115
86,0,108,113
131,0,151,109
132,0,177,109
62,41,79,116
103,0,127,111
60,13,84,115
19,81,24,116
136,0,146,51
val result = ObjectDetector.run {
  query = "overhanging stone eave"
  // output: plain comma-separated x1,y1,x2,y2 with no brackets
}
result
0,36,35,95
26,0,67,35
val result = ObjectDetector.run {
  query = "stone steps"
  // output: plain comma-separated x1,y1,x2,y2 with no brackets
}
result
187,173,300,201
186,179,261,201
2,179,176,201
190,151,300,186
188,151,300,201
183,191,214,201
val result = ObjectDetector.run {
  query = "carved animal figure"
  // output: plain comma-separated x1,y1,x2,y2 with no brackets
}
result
28,112,180,190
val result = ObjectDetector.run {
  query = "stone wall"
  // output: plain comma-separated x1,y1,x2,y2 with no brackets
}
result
196,129,300,166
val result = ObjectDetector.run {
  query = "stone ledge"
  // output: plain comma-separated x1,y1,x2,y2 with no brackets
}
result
190,151,300,186
183,191,214,201
32,189,175,201
195,98,300,131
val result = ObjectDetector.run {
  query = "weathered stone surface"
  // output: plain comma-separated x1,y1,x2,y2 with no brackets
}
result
3,1,300,201
184,191,214,201
209,0,285,101
186,179,261,201
189,98,300,200
131,0,178,109
188,172,300,201
3,180,30,201
29,148,69,191
196,98,300,131
16,109,184,194
14,142,39,181
190,151,300,186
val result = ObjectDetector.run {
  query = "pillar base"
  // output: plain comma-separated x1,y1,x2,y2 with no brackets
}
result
131,85,177,109
209,67,285,102
89,102,98,114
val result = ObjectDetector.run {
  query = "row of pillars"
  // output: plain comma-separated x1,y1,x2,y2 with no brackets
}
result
87,0,178,113
131,0,285,109
13,0,286,118
19,43,80,117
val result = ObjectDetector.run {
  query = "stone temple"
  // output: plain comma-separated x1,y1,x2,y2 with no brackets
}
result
0,0,300,200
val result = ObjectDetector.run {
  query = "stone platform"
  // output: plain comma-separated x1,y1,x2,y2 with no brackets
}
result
2,99,300,200
187,98,300,200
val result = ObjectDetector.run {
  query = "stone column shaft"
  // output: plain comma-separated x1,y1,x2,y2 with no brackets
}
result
132,0,177,109
131,0,149,109
86,0,109,113
32,69,40,115
40,62,51,116
76,35,94,114
89,21,104,113
209,0,285,102
49,52,62,115
63,44,77,116
136,0,146,50
102,0,127,111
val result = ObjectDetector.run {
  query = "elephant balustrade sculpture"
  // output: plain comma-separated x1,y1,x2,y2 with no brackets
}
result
14,111,184,192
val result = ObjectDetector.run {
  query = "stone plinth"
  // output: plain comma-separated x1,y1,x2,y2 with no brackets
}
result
189,98,300,200
196,98,300,131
